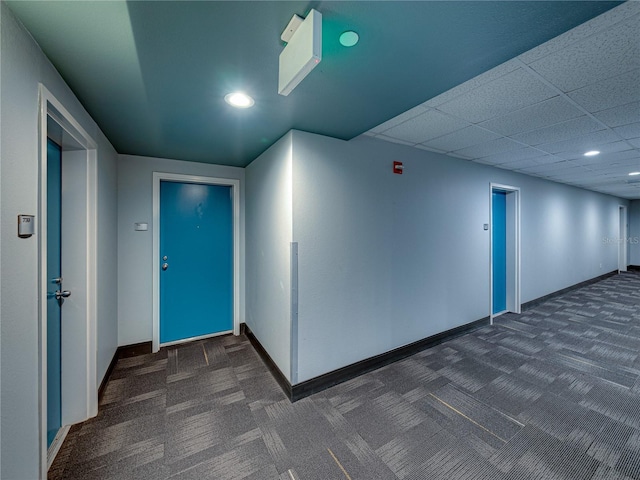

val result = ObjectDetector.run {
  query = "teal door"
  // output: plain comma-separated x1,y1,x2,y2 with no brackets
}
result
46,138,62,447
492,191,507,314
160,181,233,343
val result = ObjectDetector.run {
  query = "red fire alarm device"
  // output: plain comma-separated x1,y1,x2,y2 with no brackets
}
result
393,161,404,174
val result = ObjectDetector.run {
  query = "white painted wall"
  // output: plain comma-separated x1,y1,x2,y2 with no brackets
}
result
290,131,628,383
245,133,293,381
630,200,640,266
97,145,119,386
117,154,245,346
0,3,118,478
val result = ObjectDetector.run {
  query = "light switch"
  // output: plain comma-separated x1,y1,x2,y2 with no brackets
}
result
134,222,148,231
483,224,489,231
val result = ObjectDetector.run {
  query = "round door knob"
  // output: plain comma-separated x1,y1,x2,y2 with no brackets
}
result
162,263,169,271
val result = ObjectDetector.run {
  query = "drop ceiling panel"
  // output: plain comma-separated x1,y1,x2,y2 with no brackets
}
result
421,58,521,108
414,144,448,154
537,130,620,155
436,68,558,123
528,155,565,165
568,69,640,112
574,149,640,166
477,147,547,165
527,14,640,92
593,165,633,175
544,162,590,175
593,101,640,128
510,116,605,146
614,184,640,195
610,158,640,168
478,96,583,136
613,123,640,140
498,157,545,169
364,2,639,199
453,137,524,159
516,160,577,174
382,110,470,144
552,171,603,181
518,1,639,65
565,175,610,186
554,140,635,160
374,134,415,147
421,126,500,152
595,161,640,171
552,172,592,181
526,162,586,177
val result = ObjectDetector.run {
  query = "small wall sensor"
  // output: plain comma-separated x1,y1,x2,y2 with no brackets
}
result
281,14,304,43
18,215,35,238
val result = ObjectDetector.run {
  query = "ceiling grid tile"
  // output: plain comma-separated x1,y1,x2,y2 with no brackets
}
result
436,68,558,123
382,110,471,144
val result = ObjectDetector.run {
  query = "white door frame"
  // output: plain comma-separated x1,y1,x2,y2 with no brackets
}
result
490,183,521,324
619,205,628,272
38,85,98,476
152,172,241,353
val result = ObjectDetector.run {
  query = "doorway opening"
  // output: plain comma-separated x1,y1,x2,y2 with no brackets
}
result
39,85,98,474
152,172,241,353
619,205,628,272
490,184,521,323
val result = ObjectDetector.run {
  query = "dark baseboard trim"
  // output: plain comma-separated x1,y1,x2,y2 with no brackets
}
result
521,270,618,311
97,341,153,402
290,317,489,402
247,268,630,402
628,265,640,272
244,326,293,399
118,341,153,358
98,350,119,403
245,317,489,403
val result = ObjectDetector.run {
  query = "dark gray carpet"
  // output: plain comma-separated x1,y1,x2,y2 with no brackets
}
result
49,272,640,480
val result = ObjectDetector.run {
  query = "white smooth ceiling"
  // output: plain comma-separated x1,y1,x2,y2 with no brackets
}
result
366,2,640,199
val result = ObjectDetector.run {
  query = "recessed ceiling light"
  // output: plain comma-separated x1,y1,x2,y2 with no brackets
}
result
583,150,600,156
339,31,359,47
629,172,640,176
224,92,254,108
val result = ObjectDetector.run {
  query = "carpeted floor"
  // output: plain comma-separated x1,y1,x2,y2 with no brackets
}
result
49,272,640,480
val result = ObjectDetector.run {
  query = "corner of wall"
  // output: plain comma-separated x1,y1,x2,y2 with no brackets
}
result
245,133,294,381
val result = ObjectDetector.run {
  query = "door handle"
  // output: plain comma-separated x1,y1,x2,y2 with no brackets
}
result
55,290,71,300
162,263,169,271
